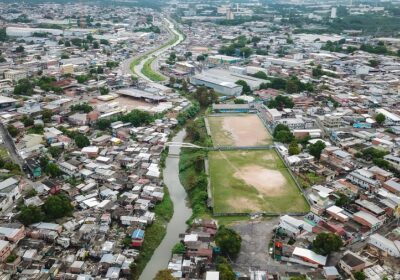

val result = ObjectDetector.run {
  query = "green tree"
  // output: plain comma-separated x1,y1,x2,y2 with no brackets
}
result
235,80,251,94
335,193,351,207
194,86,218,108
308,141,326,160
313,232,343,255
42,109,53,123
48,146,62,159
252,71,268,80
154,269,175,280
288,140,300,155
70,103,93,113
92,41,100,49
16,45,25,53
353,271,366,280
18,205,44,225
14,79,34,95
75,134,90,148
273,124,294,144
368,60,379,67
375,113,386,125
240,47,253,58
267,95,294,110
215,226,242,259
45,163,62,178
7,124,19,138
171,242,185,254
43,194,74,220
0,28,7,42
99,87,109,95
22,116,34,127
196,55,205,62
216,257,236,280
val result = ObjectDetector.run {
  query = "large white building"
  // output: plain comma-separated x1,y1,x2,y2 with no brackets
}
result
375,108,400,126
6,27,63,37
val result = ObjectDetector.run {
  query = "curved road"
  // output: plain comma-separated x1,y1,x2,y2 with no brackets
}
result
139,130,192,280
133,18,184,82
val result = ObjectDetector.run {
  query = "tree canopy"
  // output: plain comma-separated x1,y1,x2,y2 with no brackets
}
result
308,140,326,160
154,269,175,280
375,113,386,125
43,194,74,220
18,205,45,226
313,232,343,255
273,124,294,144
194,86,218,108
215,226,242,259
75,134,90,148
216,257,236,280
267,95,294,110
235,80,251,94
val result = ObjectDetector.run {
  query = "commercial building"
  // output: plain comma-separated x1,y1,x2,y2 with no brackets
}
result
6,27,63,37
190,74,242,96
212,103,251,113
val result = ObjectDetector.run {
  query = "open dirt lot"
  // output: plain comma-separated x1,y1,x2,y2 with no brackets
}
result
208,114,272,147
209,150,309,214
90,96,156,112
230,218,314,276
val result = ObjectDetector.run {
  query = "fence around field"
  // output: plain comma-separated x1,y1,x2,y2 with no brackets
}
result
204,109,312,217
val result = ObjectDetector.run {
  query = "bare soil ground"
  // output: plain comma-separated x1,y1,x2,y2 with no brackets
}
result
208,114,272,147
234,165,286,197
92,96,156,111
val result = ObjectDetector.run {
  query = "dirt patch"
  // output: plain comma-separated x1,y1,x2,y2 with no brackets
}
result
228,197,261,212
234,165,286,196
209,115,271,147
222,115,271,146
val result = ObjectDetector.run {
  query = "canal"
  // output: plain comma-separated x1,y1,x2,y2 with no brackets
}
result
139,130,192,280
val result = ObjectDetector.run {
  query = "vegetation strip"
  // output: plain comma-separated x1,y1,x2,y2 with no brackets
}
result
131,187,173,279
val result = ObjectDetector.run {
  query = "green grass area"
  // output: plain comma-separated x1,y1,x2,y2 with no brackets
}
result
141,56,166,82
131,187,173,280
179,148,209,224
297,172,325,189
0,148,9,159
209,150,309,214
0,148,21,179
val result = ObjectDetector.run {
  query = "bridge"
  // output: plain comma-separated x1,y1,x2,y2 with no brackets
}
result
165,142,275,151
164,142,205,149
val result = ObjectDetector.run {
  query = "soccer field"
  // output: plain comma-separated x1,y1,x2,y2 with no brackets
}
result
207,114,272,147
209,150,309,214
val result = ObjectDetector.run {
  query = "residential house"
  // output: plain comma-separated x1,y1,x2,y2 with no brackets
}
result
368,233,400,257
0,240,11,262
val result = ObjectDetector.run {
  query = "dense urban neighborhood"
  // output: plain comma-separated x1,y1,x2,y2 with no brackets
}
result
0,0,400,280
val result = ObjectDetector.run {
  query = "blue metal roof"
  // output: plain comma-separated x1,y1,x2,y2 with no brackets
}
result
131,229,145,239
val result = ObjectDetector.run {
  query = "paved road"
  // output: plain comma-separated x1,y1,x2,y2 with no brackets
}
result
139,130,192,280
133,17,184,81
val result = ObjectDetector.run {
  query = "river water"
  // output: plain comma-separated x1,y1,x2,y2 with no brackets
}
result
139,130,192,280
